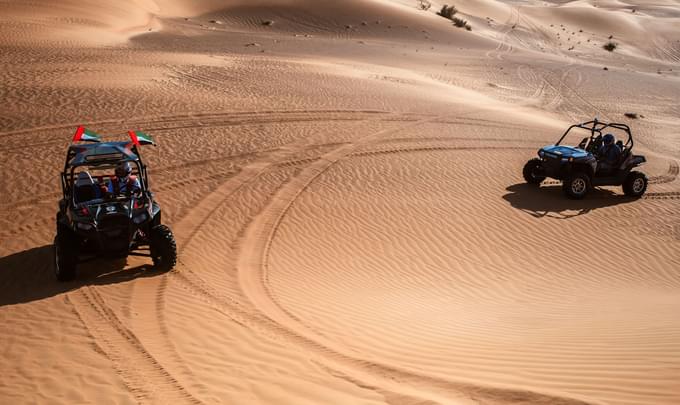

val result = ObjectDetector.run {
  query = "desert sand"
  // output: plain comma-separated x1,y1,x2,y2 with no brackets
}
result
1,0,679,404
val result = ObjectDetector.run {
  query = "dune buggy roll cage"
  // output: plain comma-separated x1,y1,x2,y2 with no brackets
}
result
60,143,150,199
555,118,633,149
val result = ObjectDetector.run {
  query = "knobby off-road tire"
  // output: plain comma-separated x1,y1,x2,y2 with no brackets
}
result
150,224,177,272
54,228,78,282
623,171,648,198
563,172,590,199
523,158,546,185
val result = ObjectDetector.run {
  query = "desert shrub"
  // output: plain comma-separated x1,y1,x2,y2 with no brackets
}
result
418,0,432,10
603,41,617,51
452,17,471,30
438,5,458,20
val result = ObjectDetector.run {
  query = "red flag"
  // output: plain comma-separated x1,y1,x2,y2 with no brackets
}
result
73,126,85,142
128,130,140,146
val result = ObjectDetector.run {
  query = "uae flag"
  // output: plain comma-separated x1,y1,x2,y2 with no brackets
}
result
72,126,102,142
128,130,155,146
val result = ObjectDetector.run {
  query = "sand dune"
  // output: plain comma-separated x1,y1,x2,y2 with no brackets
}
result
1,0,679,404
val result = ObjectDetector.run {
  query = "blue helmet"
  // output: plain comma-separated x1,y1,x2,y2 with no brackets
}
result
603,133,615,145
115,161,132,178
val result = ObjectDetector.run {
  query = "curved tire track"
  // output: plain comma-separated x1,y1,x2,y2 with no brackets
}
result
233,117,596,404
0,109,392,153
649,160,679,184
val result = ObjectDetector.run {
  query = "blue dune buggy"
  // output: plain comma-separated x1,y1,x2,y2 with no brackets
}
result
523,119,648,199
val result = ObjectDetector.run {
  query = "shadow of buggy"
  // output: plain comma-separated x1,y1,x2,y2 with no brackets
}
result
0,245,164,307
503,183,638,219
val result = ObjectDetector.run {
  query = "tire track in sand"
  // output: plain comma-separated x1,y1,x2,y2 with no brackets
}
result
67,287,202,404
115,111,412,401
0,108,389,137
350,144,535,158
0,109,391,152
485,5,520,61
649,160,679,184
234,115,596,405
644,191,680,200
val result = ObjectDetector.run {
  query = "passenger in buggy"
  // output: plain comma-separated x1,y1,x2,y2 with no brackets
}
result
596,133,622,175
107,161,141,197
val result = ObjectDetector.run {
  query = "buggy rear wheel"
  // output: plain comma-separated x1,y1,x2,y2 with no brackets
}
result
523,158,546,185
54,229,78,282
563,172,590,199
150,224,177,272
623,171,647,198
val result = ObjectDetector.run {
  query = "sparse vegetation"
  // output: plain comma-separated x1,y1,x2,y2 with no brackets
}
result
436,4,470,31
418,0,432,10
624,112,639,119
438,5,458,20
452,17,471,31
603,41,617,51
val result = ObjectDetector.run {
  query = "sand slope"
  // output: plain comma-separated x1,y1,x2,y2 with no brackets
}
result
1,0,679,404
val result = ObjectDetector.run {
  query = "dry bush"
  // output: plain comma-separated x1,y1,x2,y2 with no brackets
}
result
418,0,432,10
603,41,617,51
452,17,471,30
438,5,458,19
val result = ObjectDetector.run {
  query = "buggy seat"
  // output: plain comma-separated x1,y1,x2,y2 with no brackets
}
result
616,141,633,170
74,171,100,204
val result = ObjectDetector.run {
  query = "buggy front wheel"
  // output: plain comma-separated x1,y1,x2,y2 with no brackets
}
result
523,158,546,185
150,224,177,272
563,172,590,199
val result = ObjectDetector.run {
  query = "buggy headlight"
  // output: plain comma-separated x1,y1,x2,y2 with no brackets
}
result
538,150,545,157
76,222,93,231
133,212,148,224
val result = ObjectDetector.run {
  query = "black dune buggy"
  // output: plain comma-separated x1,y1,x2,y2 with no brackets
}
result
522,119,648,199
54,129,177,281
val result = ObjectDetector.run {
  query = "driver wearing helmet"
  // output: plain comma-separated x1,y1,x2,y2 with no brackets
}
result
108,161,141,196
597,133,622,174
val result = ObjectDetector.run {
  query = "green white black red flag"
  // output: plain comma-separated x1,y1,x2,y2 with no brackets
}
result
72,126,102,142
128,130,155,146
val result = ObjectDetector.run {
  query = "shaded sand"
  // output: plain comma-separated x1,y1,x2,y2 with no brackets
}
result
1,0,679,404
